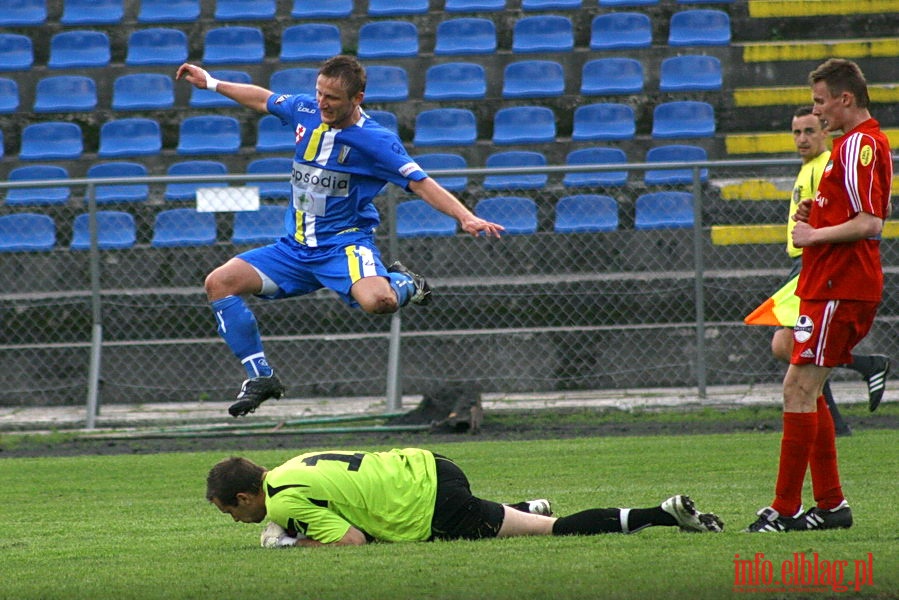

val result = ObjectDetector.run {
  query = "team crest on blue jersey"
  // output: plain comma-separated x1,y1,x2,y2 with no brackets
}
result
338,145,351,164
295,124,306,143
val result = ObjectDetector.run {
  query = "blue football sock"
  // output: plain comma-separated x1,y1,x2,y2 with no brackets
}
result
210,296,273,378
387,272,414,307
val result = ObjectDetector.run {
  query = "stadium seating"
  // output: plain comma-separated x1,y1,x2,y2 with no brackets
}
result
444,0,505,11
280,24,341,62
413,108,477,147
590,13,652,50
483,151,548,190
572,103,636,141
659,55,723,92
367,110,399,135
247,158,292,199
5,165,71,206
19,122,83,161
492,106,556,145
255,115,294,153
0,0,46,26
396,200,458,238
290,0,352,18
563,147,629,188
0,213,56,253
599,0,658,5
112,73,174,111
668,9,732,46
676,0,733,3
0,78,19,113
151,208,218,247
126,28,188,66
270,68,317,95
164,160,228,202
424,63,486,101
33,75,97,113
86,162,150,204
48,30,111,69
475,197,538,235
232,205,285,245
364,66,409,103
644,145,709,185
0,33,33,71
580,58,644,95
137,0,200,23
214,0,276,21
512,15,574,53
554,194,619,233
190,70,251,108
522,0,582,9
61,0,123,25
502,60,565,99
98,118,162,158
368,0,429,15
634,191,694,230
176,116,241,155
434,18,497,55
0,130,3,159
652,101,716,138
357,21,419,59
411,153,468,192
70,211,137,250
203,26,265,65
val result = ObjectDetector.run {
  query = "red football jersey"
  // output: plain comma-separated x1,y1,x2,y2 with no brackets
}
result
797,118,893,301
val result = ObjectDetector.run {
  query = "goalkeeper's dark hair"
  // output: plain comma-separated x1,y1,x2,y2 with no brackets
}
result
206,456,265,506
808,58,869,109
319,55,366,97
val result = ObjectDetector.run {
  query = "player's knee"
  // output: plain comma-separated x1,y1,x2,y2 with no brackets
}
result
360,293,399,315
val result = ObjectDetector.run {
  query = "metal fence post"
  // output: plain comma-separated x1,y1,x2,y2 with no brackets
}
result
692,166,707,399
85,183,102,428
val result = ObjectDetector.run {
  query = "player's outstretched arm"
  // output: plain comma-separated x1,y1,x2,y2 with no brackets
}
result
409,178,504,238
176,63,272,114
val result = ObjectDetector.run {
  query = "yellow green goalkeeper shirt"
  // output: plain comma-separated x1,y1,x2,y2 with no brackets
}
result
263,448,438,543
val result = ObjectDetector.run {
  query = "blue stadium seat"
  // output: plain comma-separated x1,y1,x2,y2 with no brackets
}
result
203,26,265,64
255,115,294,153
61,0,123,25
396,200,458,238
424,62,486,101
0,213,55,253
367,110,399,135
164,160,228,202
0,78,19,113
98,118,162,158
668,9,732,46
652,101,715,138
190,70,251,107
522,0,582,9
280,24,341,62
19,122,83,161
581,58,644,95
358,21,419,59
232,205,285,245
563,147,629,187
434,18,496,55
590,13,652,50
475,197,538,235
659,55,723,92
151,208,218,247
291,0,352,18
5,165,70,206
177,116,241,155
0,0,46,26
87,162,150,204
247,158,292,199
48,30,111,69
71,211,137,250
33,75,97,113
414,108,477,147
112,73,174,111
483,151,547,191
644,145,709,185
554,194,619,233
502,60,564,99
0,34,33,71
137,0,200,23
364,66,409,103
492,106,556,145
635,191,694,230
599,0,658,5
269,68,317,95
214,0,276,21
368,0,429,15
412,153,468,192
126,28,188,66
572,103,635,141
512,15,574,53
444,0,505,11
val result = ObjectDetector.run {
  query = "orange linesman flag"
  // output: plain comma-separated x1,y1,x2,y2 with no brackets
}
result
744,274,800,327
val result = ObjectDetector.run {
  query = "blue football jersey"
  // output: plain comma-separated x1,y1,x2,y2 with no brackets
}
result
267,93,427,247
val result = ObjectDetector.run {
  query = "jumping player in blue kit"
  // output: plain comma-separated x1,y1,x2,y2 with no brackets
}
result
177,56,504,417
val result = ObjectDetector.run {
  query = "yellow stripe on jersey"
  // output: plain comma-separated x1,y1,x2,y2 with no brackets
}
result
303,123,331,162
345,245,361,282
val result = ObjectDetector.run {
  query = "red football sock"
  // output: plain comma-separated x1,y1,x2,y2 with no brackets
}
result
810,395,845,510
771,411,818,516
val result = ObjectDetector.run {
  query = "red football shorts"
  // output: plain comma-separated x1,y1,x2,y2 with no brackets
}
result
791,299,879,367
